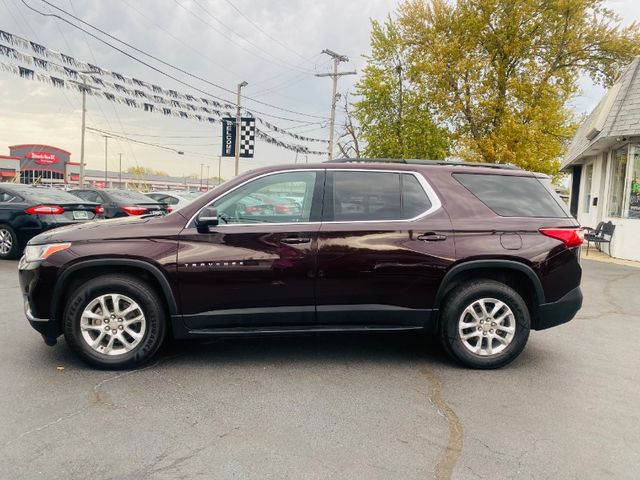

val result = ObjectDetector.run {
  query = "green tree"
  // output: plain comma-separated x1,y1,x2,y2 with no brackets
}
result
354,17,451,159
398,0,640,175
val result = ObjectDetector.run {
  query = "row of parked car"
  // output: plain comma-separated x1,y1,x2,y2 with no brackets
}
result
0,184,306,259
0,186,196,259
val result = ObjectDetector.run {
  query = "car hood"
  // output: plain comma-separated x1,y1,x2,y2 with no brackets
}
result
29,213,185,245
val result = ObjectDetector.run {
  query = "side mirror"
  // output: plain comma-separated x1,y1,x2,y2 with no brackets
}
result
195,207,219,233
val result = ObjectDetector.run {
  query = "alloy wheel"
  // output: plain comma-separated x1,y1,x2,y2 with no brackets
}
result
0,228,13,256
457,297,516,356
80,294,146,356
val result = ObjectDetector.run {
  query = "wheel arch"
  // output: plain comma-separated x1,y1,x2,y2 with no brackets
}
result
52,259,178,323
435,260,545,318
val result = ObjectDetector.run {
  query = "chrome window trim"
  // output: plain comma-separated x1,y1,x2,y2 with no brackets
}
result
185,168,441,229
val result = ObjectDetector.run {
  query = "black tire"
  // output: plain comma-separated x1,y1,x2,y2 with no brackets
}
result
0,224,20,260
63,275,167,369
439,280,530,369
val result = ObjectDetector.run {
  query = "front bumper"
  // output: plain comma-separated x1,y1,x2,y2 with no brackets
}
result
19,257,60,345
535,286,583,330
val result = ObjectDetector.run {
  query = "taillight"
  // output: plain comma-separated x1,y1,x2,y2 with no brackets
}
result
246,206,260,213
539,227,584,247
122,206,147,215
25,205,64,215
166,207,173,213
95,205,104,215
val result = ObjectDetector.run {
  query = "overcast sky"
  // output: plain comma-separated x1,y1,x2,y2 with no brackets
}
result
0,0,639,180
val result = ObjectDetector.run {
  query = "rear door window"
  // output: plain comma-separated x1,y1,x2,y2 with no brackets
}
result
453,173,569,218
329,171,432,221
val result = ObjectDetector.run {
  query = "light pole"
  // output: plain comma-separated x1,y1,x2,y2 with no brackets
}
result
118,153,123,187
200,163,204,190
102,135,109,186
235,81,248,177
218,155,222,185
205,165,210,190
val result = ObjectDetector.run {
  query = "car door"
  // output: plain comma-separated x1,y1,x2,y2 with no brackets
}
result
315,169,455,328
177,169,324,330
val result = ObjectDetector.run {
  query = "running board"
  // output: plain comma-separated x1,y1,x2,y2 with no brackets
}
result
186,324,426,336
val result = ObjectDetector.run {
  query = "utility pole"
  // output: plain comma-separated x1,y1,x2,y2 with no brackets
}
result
118,153,122,187
217,155,222,185
102,135,109,186
205,165,210,190
199,163,204,190
235,81,248,177
71,71,105,187
316,50,356,161
80,75,87,188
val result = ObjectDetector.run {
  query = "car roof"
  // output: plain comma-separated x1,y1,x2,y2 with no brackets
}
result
237,159,544,178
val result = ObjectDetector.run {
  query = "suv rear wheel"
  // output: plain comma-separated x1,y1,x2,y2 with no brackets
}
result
439,280,530,369
63,275,167,369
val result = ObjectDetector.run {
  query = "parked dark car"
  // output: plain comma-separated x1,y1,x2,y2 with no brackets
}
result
69,188,166,218
19,159,583,369
0,184,101,259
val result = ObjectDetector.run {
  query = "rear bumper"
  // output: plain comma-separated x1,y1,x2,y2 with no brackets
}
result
535,286,583,330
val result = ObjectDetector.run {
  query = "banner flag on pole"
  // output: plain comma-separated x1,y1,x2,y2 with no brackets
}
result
222,117,255,158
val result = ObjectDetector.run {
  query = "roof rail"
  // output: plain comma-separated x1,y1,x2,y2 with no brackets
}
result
326,158,521,170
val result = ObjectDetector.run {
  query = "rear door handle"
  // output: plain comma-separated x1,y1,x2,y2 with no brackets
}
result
417,232,447,242
281,237,312,245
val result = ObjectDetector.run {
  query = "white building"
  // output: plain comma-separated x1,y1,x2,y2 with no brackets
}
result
563,57,640,262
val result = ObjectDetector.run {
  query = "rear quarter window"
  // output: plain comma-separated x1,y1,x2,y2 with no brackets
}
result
453,173,569,218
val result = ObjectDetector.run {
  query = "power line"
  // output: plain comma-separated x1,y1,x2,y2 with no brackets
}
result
28,0,329,122
86,126,218,157
179,0,315,74
221,0,309,62
119,0,243,79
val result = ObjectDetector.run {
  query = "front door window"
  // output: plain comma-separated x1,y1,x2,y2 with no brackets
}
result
212,171,318,224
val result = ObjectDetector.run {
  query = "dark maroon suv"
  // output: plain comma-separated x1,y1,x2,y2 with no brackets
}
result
18,159,583,369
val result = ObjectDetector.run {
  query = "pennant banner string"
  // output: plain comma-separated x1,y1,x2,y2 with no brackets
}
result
0,29,328,145
0,59,326,155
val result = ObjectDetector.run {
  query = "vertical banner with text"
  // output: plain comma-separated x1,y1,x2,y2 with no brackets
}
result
222,118,236,157
222,117,256,158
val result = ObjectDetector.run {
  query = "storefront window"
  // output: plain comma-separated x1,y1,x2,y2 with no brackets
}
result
629,144,640,219
608,145,628,217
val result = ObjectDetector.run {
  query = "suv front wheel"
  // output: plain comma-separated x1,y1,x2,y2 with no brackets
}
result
439,280,530,369
63,275,167,369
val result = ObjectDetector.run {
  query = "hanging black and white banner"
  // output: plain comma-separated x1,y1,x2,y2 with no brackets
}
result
221,118,256,158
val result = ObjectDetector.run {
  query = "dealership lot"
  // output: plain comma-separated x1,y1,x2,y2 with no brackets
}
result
0,259,639,479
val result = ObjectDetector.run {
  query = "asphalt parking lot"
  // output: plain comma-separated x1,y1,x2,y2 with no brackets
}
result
0,259,639,479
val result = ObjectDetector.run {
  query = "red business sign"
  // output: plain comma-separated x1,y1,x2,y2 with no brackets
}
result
26,151,59,165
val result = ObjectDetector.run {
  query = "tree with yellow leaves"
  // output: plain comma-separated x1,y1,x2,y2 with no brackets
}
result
393,0,640,175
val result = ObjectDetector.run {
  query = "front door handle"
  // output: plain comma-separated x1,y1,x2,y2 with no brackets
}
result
417,232,447,242
281,237,312,245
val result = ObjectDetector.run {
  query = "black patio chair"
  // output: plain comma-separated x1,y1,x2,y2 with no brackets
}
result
584,221,615,256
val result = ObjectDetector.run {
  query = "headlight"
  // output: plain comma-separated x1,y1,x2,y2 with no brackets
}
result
24,243,72,262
